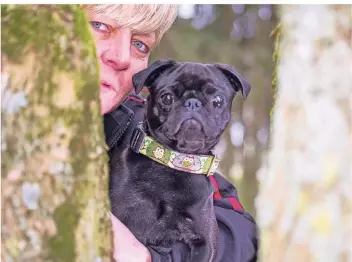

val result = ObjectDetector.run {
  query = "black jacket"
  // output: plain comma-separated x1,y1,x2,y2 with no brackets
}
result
104,94,258,262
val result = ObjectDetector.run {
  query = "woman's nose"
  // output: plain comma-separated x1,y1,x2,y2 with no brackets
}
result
101,29,131,71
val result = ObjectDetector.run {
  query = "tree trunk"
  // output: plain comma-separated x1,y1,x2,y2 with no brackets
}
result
257,5,352,262
1,5,112,262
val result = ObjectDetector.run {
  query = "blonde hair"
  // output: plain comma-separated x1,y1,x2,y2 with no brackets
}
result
81,4,178,43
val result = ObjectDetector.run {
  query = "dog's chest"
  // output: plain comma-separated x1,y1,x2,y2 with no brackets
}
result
109,146,214,245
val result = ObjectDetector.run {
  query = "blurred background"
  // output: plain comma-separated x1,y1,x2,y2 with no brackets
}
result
151,4,277,217
1,4,276,221
3,5,351,261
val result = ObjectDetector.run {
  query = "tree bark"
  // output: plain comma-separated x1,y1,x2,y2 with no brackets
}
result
257,5,352,262
1,5,112,262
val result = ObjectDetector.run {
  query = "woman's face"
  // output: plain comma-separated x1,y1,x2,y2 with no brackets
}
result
87,13,156,114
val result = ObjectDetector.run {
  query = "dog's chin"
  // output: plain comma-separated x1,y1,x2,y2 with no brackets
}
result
175,137,205,154
171,119,208,154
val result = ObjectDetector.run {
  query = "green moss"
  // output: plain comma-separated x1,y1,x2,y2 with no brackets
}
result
3,4,109,260
47,201,80,262
269,23,281,120
74,7,95,50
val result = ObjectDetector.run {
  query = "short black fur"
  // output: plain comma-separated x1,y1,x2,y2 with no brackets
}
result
109,59,251,262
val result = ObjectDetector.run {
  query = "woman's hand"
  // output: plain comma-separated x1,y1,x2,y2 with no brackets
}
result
111,213,152,262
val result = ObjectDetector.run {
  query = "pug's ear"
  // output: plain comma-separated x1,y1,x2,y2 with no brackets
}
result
132,59,177,94
213,64,251,100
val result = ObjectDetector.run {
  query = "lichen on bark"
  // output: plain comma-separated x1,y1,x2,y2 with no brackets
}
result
2,4,112,262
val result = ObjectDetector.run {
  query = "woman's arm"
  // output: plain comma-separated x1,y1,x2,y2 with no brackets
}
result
111,213,152,262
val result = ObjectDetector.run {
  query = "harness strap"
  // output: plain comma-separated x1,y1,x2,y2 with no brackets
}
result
130,123,146,153
209,176,222,200
104,94,146,150
209,175,244,212
228,196,244,212
104,104,134,149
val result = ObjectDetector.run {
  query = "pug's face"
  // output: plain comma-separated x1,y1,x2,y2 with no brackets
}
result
132,60,251,155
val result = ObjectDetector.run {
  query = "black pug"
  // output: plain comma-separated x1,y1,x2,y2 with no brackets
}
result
109,59,251,262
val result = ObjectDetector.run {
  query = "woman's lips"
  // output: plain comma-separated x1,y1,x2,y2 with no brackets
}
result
100,81,113,93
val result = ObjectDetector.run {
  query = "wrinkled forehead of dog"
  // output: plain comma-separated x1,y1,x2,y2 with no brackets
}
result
158,63,231,90
132,60,251,99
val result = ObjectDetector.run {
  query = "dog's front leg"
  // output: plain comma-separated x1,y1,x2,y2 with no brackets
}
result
191,223,218,262
187,197,219,262
186,237,214,262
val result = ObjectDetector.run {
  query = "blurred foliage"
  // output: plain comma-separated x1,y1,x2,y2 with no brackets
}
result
152,4,277,216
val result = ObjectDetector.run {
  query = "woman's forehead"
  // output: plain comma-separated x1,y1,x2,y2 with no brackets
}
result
86,11,157,39
82,4,177,42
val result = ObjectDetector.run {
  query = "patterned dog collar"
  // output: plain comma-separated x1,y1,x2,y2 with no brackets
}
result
130,124,220,176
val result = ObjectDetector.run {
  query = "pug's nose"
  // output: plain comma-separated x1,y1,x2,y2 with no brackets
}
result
184,98,202,111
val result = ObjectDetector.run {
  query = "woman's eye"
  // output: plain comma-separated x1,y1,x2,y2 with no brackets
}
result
132,40,149,54
90,21,109,32
160,93,174,106
212,95,225,108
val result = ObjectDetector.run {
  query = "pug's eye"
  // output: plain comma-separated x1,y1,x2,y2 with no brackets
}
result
160,93,174,106
212,95,225,108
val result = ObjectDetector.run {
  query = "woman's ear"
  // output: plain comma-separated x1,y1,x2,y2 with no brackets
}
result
132,59,177,94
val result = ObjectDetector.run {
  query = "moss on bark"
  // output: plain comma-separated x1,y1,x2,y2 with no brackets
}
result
1,5,112,262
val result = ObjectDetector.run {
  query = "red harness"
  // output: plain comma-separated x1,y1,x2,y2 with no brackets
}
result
208,176,244,212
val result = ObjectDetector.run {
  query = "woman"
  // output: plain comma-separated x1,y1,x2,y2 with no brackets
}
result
81,4,258,262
